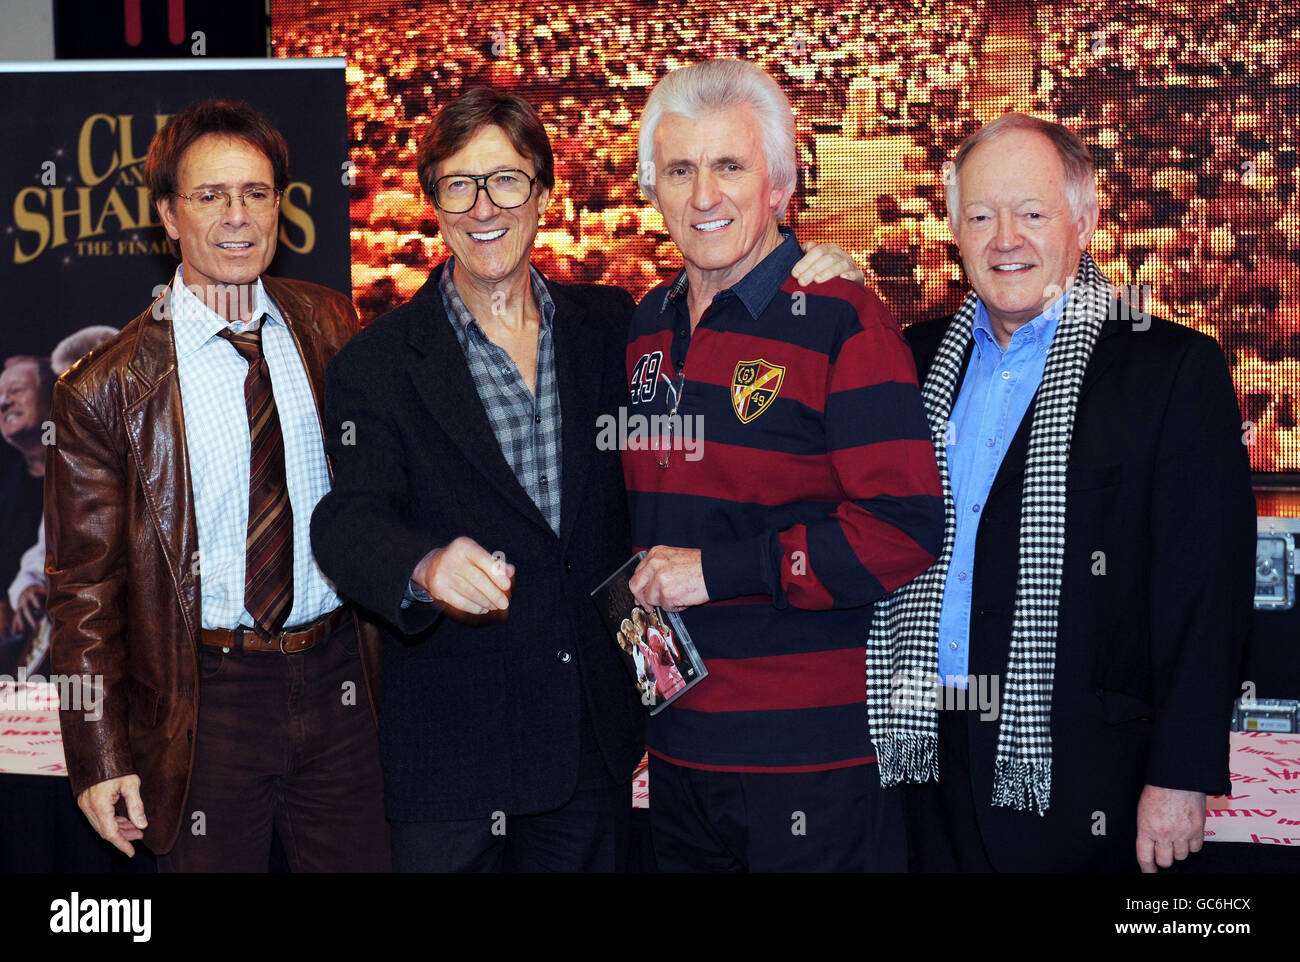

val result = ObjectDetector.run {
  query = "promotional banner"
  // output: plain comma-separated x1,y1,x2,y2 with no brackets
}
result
1,58,351,362
1207,731,1300,845
0,58,351,773
0,682,65,778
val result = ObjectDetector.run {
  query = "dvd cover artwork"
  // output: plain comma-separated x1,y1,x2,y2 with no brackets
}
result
591,552,708,715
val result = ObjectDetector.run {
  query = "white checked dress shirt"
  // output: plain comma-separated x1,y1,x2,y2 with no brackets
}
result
170,266,340,630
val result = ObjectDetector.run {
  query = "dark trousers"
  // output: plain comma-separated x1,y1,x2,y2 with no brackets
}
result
648,756,907,872
156,610,390,872
389,709,629,873
902,696,995,872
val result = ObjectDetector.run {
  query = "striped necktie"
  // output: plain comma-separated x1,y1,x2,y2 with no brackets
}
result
220,326,294,638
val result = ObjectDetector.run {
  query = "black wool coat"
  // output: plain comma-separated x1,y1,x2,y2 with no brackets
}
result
312,263,646,821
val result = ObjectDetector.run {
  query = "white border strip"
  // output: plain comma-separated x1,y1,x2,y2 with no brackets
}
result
0,57,344,73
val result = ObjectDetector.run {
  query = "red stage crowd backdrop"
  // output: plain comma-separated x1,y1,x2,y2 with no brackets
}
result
272,0,1300,475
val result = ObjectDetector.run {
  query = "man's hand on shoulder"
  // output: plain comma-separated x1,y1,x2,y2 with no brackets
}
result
77,774,147,857
1136,783,1206,873
413,536,515,622
630,546,709,612
793,241,865,287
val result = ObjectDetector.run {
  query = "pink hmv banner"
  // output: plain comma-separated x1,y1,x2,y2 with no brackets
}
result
1206,731,1300,845
0,680,65,777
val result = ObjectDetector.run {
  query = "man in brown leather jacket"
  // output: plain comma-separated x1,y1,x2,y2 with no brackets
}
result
46,99,389,872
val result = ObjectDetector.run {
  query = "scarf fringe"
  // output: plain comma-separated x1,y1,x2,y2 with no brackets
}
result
873,733,938,787
991,756,1052,816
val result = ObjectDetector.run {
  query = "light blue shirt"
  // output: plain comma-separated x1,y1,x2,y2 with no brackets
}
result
171,266,341,630
936,290,1067,685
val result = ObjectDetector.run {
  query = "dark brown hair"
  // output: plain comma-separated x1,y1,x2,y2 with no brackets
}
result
416,88,555,202
145,99,289,257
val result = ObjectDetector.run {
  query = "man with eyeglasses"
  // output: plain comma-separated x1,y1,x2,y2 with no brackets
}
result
312,86,861,871
46,98,390,872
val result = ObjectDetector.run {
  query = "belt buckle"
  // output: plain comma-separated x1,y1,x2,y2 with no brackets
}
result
278,628,292,655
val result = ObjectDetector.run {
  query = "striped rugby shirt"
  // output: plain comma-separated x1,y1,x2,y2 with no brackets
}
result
623,231,943,771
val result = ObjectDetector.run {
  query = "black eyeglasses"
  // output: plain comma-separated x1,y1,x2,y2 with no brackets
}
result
432,169,537,213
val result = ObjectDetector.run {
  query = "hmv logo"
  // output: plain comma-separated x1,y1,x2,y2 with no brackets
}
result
123,0,187,47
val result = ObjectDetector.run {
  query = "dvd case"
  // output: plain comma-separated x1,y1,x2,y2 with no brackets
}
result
591,552,708,715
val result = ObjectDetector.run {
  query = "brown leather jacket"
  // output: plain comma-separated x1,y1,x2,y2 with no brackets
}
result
46,275,382,855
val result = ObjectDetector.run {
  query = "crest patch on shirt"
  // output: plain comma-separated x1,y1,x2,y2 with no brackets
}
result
731,359,785,423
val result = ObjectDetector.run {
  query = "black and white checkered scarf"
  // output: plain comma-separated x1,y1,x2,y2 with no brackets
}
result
866,253,1108,815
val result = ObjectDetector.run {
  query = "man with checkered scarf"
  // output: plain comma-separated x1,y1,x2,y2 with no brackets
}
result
870,113,1256,873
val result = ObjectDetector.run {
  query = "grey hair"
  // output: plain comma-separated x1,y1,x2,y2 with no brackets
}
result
638,59,797,218
2,355,55,403
52,325,120,376
945,112,1098,226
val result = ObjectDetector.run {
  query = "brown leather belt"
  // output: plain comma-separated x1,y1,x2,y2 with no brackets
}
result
200,607,347,654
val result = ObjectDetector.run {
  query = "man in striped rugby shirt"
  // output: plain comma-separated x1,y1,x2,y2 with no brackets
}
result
625,60,944,872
